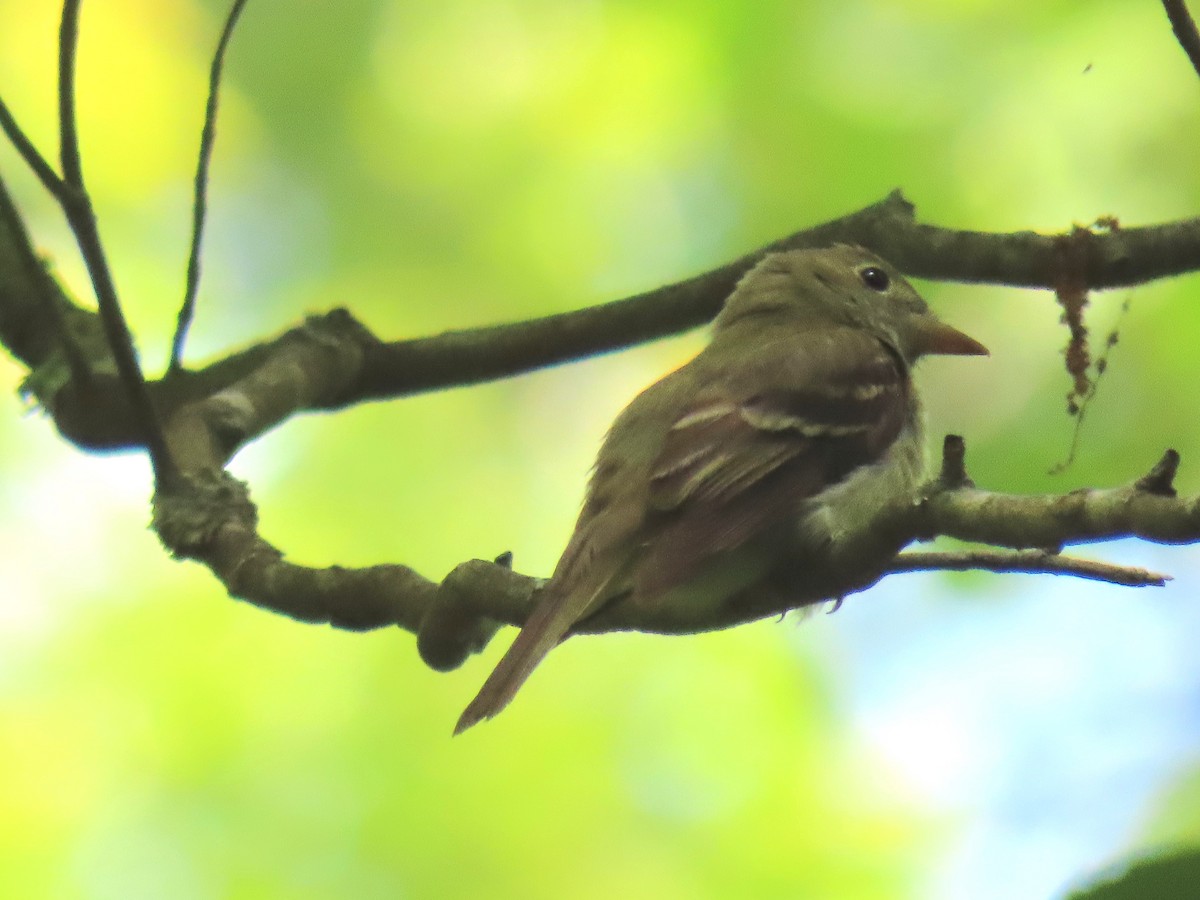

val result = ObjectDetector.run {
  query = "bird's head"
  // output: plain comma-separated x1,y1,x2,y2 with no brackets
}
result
713,245,988,364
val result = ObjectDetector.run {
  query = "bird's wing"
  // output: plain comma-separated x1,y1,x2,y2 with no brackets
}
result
454,330,908,734
454,368,693,734
637,329,909,596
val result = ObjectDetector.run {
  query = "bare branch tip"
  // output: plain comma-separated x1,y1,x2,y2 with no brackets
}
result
938,434,972,488
882,188,916,219
889,549,1170,588
1135,448,1181,496
1162,0,1200,82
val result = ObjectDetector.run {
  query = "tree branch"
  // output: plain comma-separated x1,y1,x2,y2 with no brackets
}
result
45,0,178,484
6,189,1200,450
147,427,1197,674
5,171,1200,667
1163,0,1200,82
915,449,1200,551
0,174,73,367
170,0,250,373
2,6,1198,726
349,194,1200,403
57,0,85,190
886,549,1169,587
153,469,436,633
0,98,67,199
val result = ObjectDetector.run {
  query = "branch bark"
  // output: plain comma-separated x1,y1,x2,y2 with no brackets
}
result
7,190,1200,454
1163,0,1200,82
150,432,1195,675
887,550,1168,588
2,177,1199,672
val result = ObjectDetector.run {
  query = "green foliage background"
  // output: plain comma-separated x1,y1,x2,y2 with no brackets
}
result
1,1,1199,897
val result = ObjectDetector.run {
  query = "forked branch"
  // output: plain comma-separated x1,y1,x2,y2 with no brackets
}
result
0,4,1198,683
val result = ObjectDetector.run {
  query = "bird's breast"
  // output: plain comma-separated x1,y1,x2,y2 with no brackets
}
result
797,403,926,552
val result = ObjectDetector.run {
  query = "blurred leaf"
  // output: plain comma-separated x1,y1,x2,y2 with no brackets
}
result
3,1,1200,899
1065,848,1200,900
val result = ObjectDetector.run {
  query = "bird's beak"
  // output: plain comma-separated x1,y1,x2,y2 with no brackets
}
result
909,315,989,357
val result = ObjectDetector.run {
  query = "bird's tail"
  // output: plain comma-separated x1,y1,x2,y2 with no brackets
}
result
454,581,602,735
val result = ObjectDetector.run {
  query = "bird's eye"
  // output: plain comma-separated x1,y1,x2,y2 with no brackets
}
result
859,266,890,291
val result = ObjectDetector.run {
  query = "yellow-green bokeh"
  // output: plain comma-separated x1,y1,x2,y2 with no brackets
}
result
2,1,1200,898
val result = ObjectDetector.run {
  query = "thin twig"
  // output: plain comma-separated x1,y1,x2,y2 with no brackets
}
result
170,0,250,373
0,98,67,197
57,0,84,189
52,0,177,485
0,173,91,383
888,549,1170,587
1163,0,1200,82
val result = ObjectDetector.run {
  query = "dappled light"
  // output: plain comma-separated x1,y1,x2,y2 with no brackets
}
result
2,1,1200,898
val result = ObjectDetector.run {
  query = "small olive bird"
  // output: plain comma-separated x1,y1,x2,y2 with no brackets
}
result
455,245,986,734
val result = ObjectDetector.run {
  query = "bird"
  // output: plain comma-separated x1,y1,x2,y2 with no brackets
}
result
455,244,987,734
